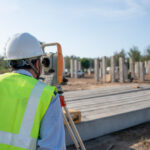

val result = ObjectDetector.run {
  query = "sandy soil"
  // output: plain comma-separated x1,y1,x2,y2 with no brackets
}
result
62,74,149,92
64,74,150,150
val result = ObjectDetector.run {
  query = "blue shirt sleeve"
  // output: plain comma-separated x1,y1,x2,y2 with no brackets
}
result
37,93,66,150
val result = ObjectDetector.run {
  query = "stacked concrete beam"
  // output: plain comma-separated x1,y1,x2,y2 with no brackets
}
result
74,59,78,78
135,62,140,79
102,56,106,82
119,57,124,83
139,62,145,82
70,59,74,78
129,58,135,79
110,56,115,82
65,84,150,145
94,58,99,82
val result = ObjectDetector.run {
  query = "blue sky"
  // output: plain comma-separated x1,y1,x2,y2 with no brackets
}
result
0,0,150,58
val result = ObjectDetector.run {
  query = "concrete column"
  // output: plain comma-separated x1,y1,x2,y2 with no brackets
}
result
88,60,93,76
94,58,99,82
119,57,124,83
99,61,103,79
139,62,145,82
70,59,74,78
78,61,81,71
88,68,91,76
102,56,106,82
115,67,119,81
74,59,78,78
129,58,135,79
110,56,115,82
144,61,148,74
124,59,128,81
135,62,140,79
147,61,150,74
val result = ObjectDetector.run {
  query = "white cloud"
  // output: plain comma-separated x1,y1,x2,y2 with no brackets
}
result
64,0,148,19
92,0,146,18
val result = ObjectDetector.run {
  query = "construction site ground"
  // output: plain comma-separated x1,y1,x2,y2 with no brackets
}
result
63,74,150,150
67,122,150,150
62,74,150,92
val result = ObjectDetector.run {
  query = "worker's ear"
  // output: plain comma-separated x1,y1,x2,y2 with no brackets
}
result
35,59,42,75
35,60,40,72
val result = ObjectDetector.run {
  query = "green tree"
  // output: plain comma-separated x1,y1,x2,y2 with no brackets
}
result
128,46,141,62
114,49,126,66
64,56,70,70
81,58,90,70
0,56,9,73
88,58,94,68
144,46,150,61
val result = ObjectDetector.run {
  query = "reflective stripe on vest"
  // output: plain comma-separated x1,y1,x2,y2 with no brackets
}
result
0,81,47,150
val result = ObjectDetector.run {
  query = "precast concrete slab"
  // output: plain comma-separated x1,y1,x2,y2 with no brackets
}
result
64,85,150,145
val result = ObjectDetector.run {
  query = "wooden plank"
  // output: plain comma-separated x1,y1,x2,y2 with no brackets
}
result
63,109,81,124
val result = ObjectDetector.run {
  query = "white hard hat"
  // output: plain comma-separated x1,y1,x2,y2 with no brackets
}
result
5,33,44,60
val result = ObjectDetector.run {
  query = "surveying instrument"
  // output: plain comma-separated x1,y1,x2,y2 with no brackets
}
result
40,42,86,150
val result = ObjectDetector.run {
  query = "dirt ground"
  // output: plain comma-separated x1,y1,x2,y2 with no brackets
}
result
67,122,150,150
62,74,149,92
63,74,150,150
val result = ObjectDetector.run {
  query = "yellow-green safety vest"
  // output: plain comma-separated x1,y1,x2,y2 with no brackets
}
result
0,72,57,150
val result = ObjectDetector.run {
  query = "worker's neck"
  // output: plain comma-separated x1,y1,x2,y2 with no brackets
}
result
26,69,37,79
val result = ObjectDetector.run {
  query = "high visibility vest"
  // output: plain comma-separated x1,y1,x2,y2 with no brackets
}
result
0,72,57,150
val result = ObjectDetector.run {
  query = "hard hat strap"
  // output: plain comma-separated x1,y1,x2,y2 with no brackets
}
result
26,59,40,79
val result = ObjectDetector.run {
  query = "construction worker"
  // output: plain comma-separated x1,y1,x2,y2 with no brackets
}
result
0,33,66,150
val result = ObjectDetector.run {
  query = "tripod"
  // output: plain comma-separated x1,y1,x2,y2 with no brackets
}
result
58,86,86,150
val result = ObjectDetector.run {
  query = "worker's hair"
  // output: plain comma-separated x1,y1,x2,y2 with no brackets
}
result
9,58,40,70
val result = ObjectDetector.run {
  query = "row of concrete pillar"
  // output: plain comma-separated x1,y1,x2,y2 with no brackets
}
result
69,57,146,82
94,57,145,83
70,59,81,78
